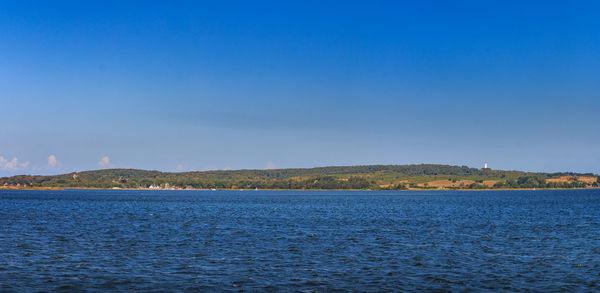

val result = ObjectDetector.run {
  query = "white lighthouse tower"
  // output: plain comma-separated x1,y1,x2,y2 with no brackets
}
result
484,161,488,169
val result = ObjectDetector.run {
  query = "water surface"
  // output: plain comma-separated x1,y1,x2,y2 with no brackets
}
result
1,189,599,291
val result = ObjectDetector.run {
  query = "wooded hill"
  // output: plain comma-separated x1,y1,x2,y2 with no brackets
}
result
1,164,598,190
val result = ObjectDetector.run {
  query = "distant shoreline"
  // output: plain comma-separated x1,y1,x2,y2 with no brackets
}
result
2,186,599,192
2,164,598,191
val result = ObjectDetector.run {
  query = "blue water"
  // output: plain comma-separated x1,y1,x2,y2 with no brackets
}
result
1,189,599,291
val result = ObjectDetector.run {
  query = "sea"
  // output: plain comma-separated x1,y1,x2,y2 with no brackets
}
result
1,189,599,291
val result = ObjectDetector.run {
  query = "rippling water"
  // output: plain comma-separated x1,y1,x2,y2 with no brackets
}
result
1,189,599,291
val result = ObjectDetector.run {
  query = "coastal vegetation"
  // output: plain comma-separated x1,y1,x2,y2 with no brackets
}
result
1,164,598,190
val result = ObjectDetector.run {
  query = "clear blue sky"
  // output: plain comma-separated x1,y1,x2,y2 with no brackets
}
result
1,0,599,176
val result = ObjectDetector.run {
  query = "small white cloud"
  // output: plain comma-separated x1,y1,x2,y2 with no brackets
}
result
175,164,185,171
265,162,276,170
98,156,111,168
47,155,62,168
0,156,29,171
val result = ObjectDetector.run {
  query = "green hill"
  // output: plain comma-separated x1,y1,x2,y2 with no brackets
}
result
1,164,598,190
